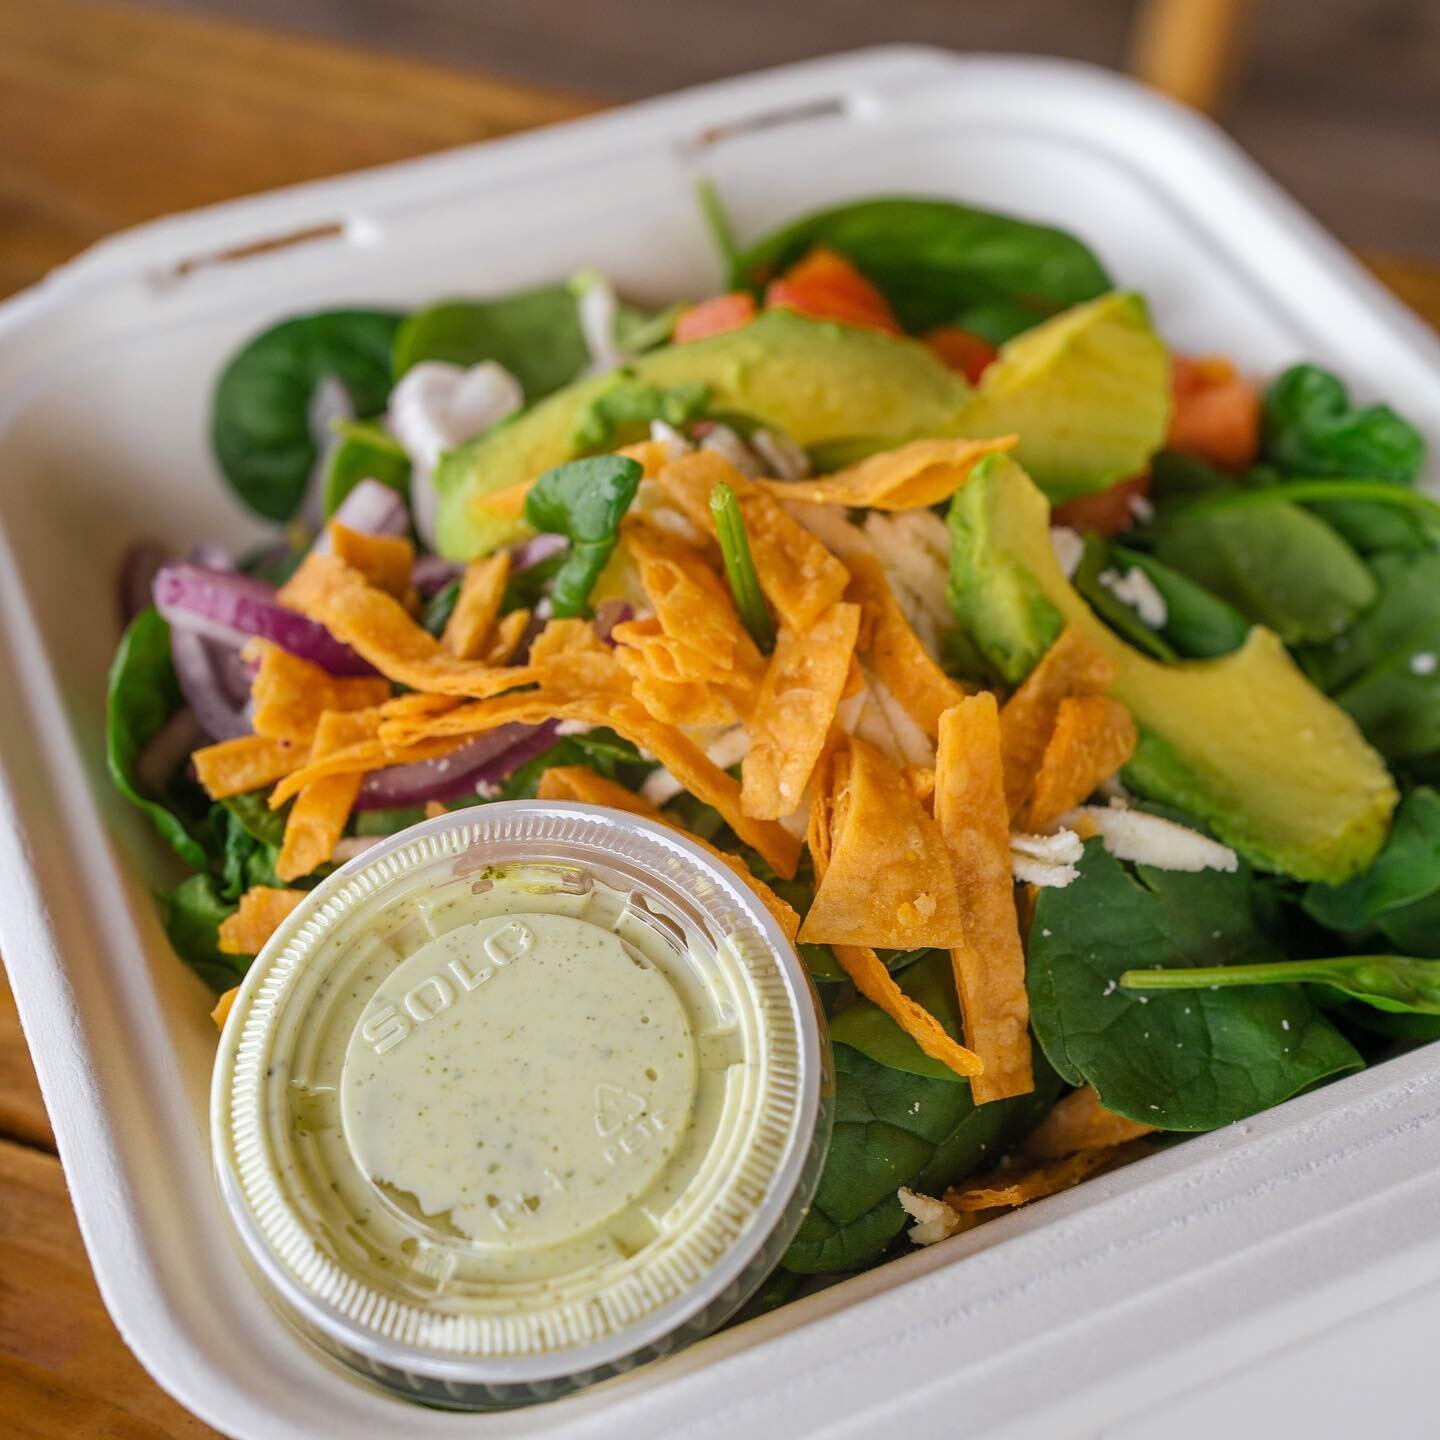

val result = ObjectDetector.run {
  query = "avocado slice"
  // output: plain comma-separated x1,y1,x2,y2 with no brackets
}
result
948,455,1396,883
432,310,974,558
957,292,1171,501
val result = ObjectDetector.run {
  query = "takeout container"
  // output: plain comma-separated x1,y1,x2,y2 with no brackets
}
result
3,46,1440,1440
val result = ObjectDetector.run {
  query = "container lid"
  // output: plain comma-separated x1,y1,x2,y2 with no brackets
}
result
212,802,823,1385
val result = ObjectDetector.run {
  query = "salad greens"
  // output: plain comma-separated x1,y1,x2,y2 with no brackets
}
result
212,309,404,521
709,480,775,652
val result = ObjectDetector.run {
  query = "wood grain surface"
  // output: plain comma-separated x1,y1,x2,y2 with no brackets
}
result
0,1,1436,1436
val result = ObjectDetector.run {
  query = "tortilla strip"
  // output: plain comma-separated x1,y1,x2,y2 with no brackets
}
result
758,436,1015,510
615,651,740,727
845,553,969,738
612,617,741,687
799,734,966,951
276,709,378,881
481,608,531,666
249,643,391,743
650,451,849,632
279,552,537,697
380,692,464,721
217,884,307,956
535,766,800,943
741,602,861,820
1021,694,1138,831
944,1142,1149,1212
211,987,238,1031
999,627,1119,816
266,732,477,809
935,694,1034,1103
443,552,511,660
1019,1085,1156,1161
194,735,308,800
328,522,414,600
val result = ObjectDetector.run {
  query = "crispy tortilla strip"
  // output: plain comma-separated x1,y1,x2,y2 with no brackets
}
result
799,734,965,950
535,766,800,943
651,451,849,632
1022,694,1138,831
328,522,414,599
935,694,1034,1104
217,884,307,956
758,436,1015,510
443,553,511,660
999,627,1118,816
613,617,738,687
615,647,740,727
1019,1085,1156,1161
211,986,238,1031
380,692,464,721
617,439,682,479
267,730,475,808
279,552,536,697
904,764,936,804
194,735,308,800
742,602,860,820
250,643,391,743
276,709,378,880
481,608,531,666
945,1142,1149,1212
845,552,969,738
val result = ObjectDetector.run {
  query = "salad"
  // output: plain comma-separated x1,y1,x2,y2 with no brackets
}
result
109,188,1440,1285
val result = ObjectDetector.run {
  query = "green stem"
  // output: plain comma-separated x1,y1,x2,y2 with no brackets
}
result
1184,480,1440,524
710,481,775,653
695,176,741,272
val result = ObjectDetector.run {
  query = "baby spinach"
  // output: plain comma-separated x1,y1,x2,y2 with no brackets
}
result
828,951,968,1082
496,730,654,803
731,197,1111,338
573,376,708,452
163,873,248,991
1152,499,1375,645
1073,537,1176,661
107,608,209,870
1120,953,1440,1017
781,1043,1058,1274
1262,364,1425,483
212,309,404,522
392,285,590,401
422,578,462,637
1028,841,1363,1130
1304,788,1440,954
321,419,410,517
523,455,642,617
1109,545,1250,658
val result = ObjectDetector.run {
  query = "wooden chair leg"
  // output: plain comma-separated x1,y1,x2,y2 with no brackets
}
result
1128,0,1255,114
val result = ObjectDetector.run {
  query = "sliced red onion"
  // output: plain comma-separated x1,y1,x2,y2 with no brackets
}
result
153,563,374,676
593,598,634,646
508,532,568,572
354,721,558,811
170,625,251,741
316,478,410,548
187,542,235,572
411,555,466,595
118,542,172,628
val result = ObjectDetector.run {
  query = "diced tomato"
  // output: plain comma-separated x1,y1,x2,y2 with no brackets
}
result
1052,472,1152,538
923,326,998,384
673,291,758,343
764,247,902,334
1168,354,1261,470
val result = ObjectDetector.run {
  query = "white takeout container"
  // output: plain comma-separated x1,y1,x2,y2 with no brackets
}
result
3,46,1440,1440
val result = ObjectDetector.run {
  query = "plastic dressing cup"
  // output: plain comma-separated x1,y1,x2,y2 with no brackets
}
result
212,802,830,1408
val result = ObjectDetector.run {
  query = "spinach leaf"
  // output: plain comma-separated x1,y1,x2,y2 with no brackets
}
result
163,873,248,991
321,419,410,517
1304,788,1440,950
1262,364,1425,483
221,790,290,849
573,375,708,452
1028,841,1363,1129
392,285,590,400
781,1043,1058,1274
1073,537,1176,661
212,309,403,521
1110,545,1250,658
1153,500,1376,645
523,456,642,617
495,731,653,802
422,578,462,638
828,951,968,1082
731,197,1112,336
107,608,210,870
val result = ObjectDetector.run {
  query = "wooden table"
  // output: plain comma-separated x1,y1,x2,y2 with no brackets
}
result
0,2,1437,1436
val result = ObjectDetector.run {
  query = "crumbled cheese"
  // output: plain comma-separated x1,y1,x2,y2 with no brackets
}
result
1098,565,1168,628
1410,651,1438,676
640,767,684,807
865,671,937,768
751,428,811,480
649,419,692,457
705,725,750,771
1128,493,1156,523
1012,855,1081,888
1063,803,1238,873
898,1187,963,1246
699,423,763,477
1049,525,1085,580
1011,829,1085,865
388,360,524,547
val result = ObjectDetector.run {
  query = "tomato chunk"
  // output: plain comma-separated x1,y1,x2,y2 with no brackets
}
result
673,291,758,343
923,326,998,384
1168,354,1261,470
764,247,902,334
1052,473,1152,538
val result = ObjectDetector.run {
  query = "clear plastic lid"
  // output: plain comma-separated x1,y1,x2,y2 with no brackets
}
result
212,802,828,1405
